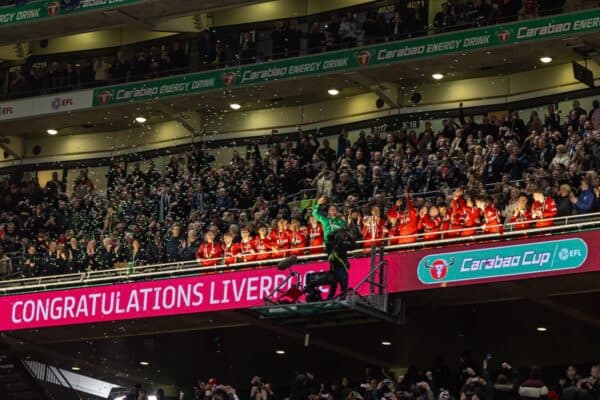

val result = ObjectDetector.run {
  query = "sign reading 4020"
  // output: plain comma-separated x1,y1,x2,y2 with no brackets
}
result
417,238,587,284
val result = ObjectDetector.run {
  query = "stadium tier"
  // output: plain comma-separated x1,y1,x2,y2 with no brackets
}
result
0,1,599,400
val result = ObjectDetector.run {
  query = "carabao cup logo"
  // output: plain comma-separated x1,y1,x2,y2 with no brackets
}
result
357,50,371,65
97,91,112,105
223,72,236,86
47,2,60,16
497,30,510,42
424,257,455,280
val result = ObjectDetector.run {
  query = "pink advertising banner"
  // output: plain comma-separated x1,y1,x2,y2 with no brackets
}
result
0,258,374,331
1,231,600,331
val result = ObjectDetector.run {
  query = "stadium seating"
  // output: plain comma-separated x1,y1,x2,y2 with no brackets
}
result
0,0,576,100
0,98,598,280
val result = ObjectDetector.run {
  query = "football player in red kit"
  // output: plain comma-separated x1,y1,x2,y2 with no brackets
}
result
196,230,223,267
238,227,256,262
531,187,558,228
362,206,387,251
387,195,418,244
438,204,457,238
475,197,503,234
289,218,307,256
222,232,240,265
510,193,532,230
460,195,480,237
307,214,324,254
253,224,273,261
269,219,291,259
419,206,442,241
449,189,466,237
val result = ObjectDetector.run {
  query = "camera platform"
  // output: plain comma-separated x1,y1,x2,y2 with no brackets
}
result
248,248,404,328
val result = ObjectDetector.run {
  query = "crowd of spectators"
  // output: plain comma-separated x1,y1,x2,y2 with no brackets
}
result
126,358,599,400
7,40,189,97
2,0,577,99
432,0,567,33
0,98,598,278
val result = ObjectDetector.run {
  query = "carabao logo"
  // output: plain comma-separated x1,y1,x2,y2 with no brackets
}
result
497,30,511,42
357,50,371,65
47,2,60,16
424,257,455,280
96,91,112,105
223,72,236,86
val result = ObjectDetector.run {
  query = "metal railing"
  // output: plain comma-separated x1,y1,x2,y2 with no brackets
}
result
21,359,80,400
1,211,599,295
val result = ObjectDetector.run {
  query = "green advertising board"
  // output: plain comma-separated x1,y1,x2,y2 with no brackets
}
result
92,9,600,107
417,238,588,284
0,0,144,26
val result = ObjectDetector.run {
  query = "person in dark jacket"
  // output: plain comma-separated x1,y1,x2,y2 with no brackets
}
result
555,184,573,217
570,178,596,214
557,366,579,395
166,225,183,262
483,360,520,400
95,237,115,270
485,143,509,183
179,229,200,261
325,228,356,300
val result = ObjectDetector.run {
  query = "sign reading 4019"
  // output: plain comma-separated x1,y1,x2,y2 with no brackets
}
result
417,238,587,284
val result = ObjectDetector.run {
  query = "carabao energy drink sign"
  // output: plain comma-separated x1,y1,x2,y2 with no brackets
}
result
417,238,587,284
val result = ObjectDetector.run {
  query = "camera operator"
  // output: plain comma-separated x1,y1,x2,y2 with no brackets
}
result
326,227,356,300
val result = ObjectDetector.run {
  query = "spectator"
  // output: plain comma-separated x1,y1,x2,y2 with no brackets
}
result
272,21,287,59
570,178,596,213
325,14,341,51
168,41,187,69
306,21,325,54
239,31,257,64
501,0,523,22
590,100,600,129
434,3,457,33
0,246,12,277
286,19,303,57
198,29,216,69
93,56,111,84
557,366,579,396
519,366,549,400
110,49,130,83
338,11,359,48
555,184,573,217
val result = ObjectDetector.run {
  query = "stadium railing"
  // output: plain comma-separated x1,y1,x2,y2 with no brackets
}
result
0,211,598,294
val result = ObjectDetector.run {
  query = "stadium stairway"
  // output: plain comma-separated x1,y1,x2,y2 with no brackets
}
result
0,357,48,400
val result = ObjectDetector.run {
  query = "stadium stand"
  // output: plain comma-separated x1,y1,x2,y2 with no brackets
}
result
120,361,600,400
0,98,598,279
0,0,578,99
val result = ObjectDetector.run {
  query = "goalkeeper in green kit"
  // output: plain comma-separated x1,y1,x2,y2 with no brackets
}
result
312,197,354,300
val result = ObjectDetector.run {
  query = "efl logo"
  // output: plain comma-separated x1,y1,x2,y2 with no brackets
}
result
47,2,60,16
423,257,455,280
497,30,511,42
223,72,236,86
357,50,371,65
0,107,14,115
96,91,112,105
51,97,73,111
